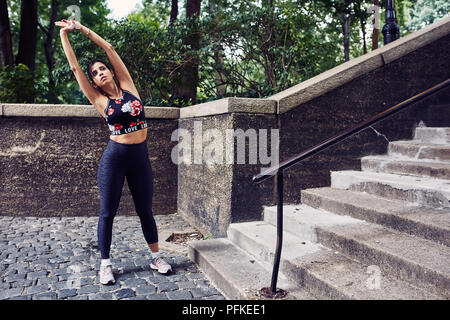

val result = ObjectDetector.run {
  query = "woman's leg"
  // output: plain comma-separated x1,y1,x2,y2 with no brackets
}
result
126,142,171,273
126,147,158,246
97,145,126,259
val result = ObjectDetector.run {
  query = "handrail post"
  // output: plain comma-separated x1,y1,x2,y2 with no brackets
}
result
261,170,287,298
271,170,283,293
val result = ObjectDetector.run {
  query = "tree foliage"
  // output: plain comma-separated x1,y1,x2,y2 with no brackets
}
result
0,63,35,102
1,0,111,103
404,0,449,32
1,0,447,105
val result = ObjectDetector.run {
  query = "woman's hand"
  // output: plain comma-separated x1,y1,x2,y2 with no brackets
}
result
55,19,81,33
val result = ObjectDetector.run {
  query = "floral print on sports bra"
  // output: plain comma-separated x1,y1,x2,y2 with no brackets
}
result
104,89,148,135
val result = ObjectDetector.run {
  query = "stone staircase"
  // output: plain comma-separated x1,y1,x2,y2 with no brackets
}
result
188,126,450,300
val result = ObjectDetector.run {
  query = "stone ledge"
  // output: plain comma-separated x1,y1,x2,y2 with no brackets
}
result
1,99,275,120
270,16,450,114
0,103,180,119
179,97,276,119
144,106,179,119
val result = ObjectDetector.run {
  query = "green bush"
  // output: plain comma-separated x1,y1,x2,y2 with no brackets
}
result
0,64,35,103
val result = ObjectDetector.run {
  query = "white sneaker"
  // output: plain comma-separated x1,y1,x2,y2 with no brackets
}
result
99,264,115,285
150,257,172,274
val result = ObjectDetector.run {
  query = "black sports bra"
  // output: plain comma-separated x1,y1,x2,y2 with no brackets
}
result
103,89,148,135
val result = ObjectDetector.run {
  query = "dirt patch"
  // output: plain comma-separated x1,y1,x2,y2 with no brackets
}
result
165,232,205,246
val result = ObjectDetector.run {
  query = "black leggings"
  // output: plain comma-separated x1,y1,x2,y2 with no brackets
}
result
97,139,158,259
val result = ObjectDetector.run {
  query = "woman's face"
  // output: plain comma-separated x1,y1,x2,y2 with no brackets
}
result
90,62,114,88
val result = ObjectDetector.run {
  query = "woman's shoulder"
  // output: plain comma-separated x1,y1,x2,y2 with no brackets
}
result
120,82,141,101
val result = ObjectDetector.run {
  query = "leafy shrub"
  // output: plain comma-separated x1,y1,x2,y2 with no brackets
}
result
0,64,35,103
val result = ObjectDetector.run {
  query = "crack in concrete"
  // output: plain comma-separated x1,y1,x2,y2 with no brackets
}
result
369,126,390,144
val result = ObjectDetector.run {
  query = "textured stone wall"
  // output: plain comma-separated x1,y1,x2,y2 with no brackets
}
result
277,34,450,203
0,107,178,218
177,99,277,237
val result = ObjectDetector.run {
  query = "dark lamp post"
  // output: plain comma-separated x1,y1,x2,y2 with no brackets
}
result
382,0,400,44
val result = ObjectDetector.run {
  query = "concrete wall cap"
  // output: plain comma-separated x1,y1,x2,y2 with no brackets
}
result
1,98,275,119
179,97,276,119
0,103,180,119
270,16,450,114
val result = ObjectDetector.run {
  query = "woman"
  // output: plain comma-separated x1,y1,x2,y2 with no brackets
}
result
55,19,171,285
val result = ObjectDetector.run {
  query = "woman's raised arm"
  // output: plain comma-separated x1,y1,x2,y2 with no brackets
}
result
56,20,105,114
77,21,139,98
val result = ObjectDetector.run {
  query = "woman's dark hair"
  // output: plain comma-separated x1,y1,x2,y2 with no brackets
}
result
86,59,114,96
87,59,114,128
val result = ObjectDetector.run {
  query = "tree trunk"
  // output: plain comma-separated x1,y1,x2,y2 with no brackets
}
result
0,0,14,67
342,14,350,61
262,0,276,89
170,0,178,25
372,0,379,50
360,15,367,54
171,0,201,106
184,0,201,105
16,0,38,72
40,0,58,102
208,0,226,97
213,46,226,97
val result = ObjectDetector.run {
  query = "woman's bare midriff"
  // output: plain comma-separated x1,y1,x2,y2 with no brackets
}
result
110,128,148,144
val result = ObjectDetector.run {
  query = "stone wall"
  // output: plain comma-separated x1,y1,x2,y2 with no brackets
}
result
0,104,179,217
177,98,277,237
270,17,450,204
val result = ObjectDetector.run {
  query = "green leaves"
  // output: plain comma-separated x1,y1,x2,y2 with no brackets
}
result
0,64,35,103
4,0,444,106
405,0,450,32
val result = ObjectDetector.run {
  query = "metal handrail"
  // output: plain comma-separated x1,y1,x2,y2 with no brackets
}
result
253,78,450,296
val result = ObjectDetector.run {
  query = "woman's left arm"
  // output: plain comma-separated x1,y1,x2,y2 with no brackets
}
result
76,21,139,97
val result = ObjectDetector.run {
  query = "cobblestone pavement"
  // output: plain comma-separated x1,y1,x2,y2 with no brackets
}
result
0,214,225,300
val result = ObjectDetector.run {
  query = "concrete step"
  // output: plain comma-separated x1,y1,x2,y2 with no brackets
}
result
228,220,329,264
388,141,450,161
330,170,450,208
361,155,450,179
228,221,440,299
315,223,450,298
282,249,440,300
414,127,450,144
263,206,450,298
187,238,315,300
262,204,364,243
301,187,450,246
